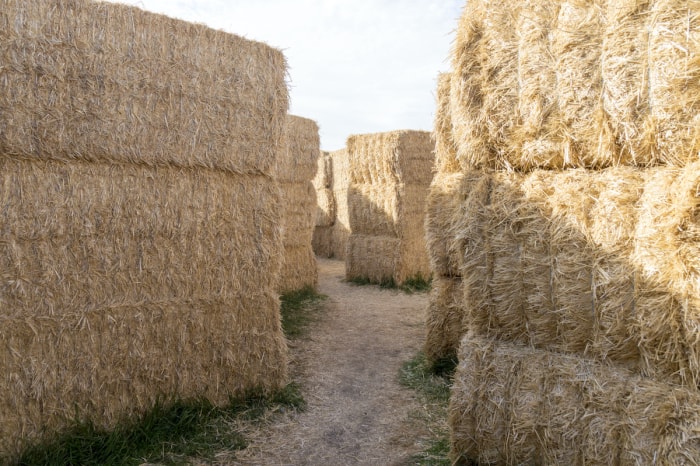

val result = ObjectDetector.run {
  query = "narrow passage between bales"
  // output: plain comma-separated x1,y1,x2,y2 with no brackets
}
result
234,258,432,465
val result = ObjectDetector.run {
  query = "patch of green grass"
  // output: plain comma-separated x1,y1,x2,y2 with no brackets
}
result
12,385,305,466
280,285,327,338
347,274,432,294
400,352,454,466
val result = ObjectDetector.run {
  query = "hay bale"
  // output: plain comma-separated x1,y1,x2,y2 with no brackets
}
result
330,149,351,260
276,116,319,293
449,334,700,465
425,172,470,278
449,1,491,170
424,277,464,364
346,131,434,285
513,0,563,169
648,0,700,166
0,0,287,177
0,158,288,457
311,225,333,258
312,151,333,190
433,73,460,174
601,0,654,166
553,0,612,168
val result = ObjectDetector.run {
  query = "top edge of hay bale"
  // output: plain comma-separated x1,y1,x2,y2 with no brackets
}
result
346,130,435,185
0,0,288,176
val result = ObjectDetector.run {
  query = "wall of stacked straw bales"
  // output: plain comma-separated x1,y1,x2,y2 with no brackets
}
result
330,148,351,260
277,115,320,293
312,151,335,257
430,0,700,462
345,131,434,285
0,0,289,458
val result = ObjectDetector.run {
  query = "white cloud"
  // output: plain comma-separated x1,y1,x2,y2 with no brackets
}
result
105,0,463,150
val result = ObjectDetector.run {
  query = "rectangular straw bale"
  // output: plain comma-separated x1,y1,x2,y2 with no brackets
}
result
602,0,654,166
433,73,460,174
347,130,435,185
277,115,320,183
648,0,700,166
0,158,288,458
553,0,613,168
314,188,335,228
424,277,465,364
348,183,401,237
513,0,563,169
479,0,521,164
279,244,318,293
425,172,470,278
449,334,700,465
312,225,333,258
346,234,401,284
449,2,491,170
0,0,287,176
312,151,333,190
279,181,317,247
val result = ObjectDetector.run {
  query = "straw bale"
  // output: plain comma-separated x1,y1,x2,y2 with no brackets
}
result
425,172,469,278
449,2,490,170
312,151,333,190
648,0,700,166
279,245,318,294
0,158,288,457
0,0,288,176
330,149,351,260
601,0,654,166
348,183,401,237
311,225,333,258
433,73,460,174
347,131,434,185
553,0,612,168
513,0,563,169
279,181,317,247
479,0,521,165
314,188,335,228
346,234,401,284
449,334,700,465
277,115,320,183
424,277,464,364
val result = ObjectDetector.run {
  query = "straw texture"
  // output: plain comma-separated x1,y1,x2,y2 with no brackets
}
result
277,115,319,293
0,0,289,457
450,334,700,465
330,149,351,260
346,131,434,285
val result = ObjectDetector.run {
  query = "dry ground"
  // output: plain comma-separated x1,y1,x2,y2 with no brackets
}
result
231,258,433,465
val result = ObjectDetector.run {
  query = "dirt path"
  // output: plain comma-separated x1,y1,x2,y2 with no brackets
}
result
234,258,431,465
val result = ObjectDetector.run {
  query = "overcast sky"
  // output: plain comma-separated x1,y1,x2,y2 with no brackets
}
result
107,0,463,150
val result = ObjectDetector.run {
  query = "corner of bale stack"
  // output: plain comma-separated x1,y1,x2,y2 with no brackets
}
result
345,130,435,286
277,115,320,293
311,151,336,258
0,0,289,458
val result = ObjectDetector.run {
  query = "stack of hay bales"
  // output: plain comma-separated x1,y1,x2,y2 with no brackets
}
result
311,148,352,260
277,115,319,293
0,0,289,458
345,131,434,286
330,148,351,260
311,151,335,257
428,0,700,462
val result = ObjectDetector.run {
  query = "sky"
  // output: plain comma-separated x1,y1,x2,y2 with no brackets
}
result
106,0,464,150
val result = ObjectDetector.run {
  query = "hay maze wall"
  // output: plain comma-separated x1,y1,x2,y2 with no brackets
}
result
311,148,351,260
428,0,700,463
0,0,289,457
277,115,320,293
345,131,434,286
